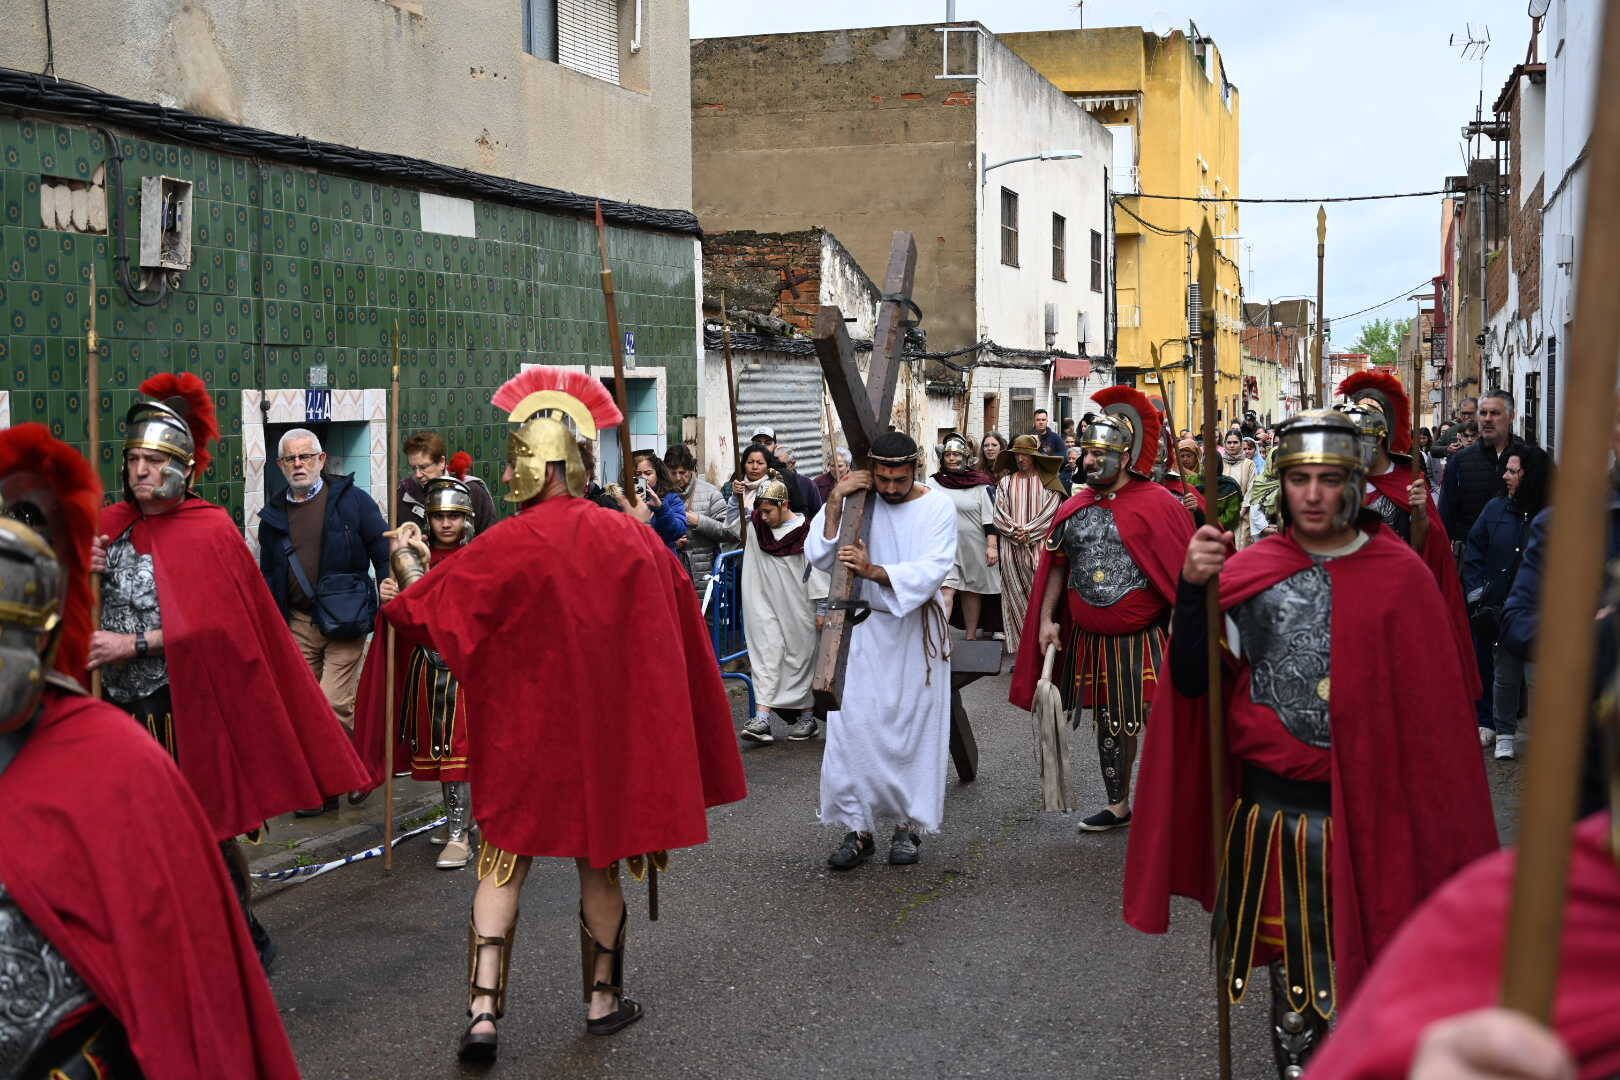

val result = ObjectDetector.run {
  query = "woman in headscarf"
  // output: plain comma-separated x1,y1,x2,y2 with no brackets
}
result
991,434,1066,655
934,432,1000,640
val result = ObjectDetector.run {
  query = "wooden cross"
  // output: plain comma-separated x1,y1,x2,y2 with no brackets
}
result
810,230,918,709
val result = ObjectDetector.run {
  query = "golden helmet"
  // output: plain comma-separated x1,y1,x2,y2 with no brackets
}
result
490,368,624,503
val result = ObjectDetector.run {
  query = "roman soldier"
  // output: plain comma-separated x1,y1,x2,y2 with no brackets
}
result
1336,369,1480,699
1010,386,1195,832
0,426,300,1078
1124,410,1498,1078
380,366,747,1062
89,372,369,964
353,475,479,869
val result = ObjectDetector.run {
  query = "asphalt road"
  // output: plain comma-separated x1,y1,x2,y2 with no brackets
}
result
265,672,1521,1080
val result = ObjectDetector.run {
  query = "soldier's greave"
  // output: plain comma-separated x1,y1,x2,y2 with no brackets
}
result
1268,960,1328,1079
579,904,628,1003
445,781,472,842
1095,708,1126,805
465,913,518,1019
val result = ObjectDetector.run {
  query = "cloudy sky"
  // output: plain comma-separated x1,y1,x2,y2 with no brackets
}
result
690,0,1542,348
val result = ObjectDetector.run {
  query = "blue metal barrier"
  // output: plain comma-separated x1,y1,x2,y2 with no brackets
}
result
703,548,755,717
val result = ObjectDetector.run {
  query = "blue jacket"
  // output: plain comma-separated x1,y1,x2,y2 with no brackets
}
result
256,472,391,619
1499,495,1620,659
647,489,689,552
1461,495,1533,613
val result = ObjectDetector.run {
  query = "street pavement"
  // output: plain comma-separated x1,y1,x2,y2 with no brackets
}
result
264,671,1522,1080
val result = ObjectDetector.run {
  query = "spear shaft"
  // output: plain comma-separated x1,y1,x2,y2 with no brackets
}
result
593,202,638,508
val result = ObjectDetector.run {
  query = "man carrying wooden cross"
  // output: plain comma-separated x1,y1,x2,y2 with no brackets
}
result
806,430,957,870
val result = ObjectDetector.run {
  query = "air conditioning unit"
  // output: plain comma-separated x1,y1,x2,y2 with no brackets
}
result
1044,302,1059,347
1077,312,1091,353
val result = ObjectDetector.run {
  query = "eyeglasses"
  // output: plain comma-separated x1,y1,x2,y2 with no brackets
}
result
279,453,321,465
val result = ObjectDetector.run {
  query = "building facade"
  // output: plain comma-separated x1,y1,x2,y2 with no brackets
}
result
691,22,1113,451
1,0,702,541
1003,22,1244,430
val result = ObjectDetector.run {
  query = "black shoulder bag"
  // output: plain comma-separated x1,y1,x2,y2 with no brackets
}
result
281,535,377,640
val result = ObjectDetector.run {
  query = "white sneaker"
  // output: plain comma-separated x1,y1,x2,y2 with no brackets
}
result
1478,726,1495,748
1494,735,1516,760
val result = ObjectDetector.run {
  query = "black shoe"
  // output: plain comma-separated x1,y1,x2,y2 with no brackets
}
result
1077,808,1132,832
347,789,372,807
294,796,339,818
458,1014,498,1063
827,831,875,871
887,827,921,866
586,998,644,1036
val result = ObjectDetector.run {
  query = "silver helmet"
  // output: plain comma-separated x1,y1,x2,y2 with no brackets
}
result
123,398,195,500
0,519,65,735
1079,414,1134,488
1273,409,1367,529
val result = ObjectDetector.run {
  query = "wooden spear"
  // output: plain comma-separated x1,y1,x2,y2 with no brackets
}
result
383,321,400,871
86,265,102,699
719,291,741,480
593,201,639,509
1499,0,1620,1022
1409,346,1429,554
1196,219,1232,1080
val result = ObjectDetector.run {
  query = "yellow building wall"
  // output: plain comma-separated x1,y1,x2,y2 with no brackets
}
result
1003,27,1243,432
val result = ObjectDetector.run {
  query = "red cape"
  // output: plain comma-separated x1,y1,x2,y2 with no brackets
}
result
0,690,300,1077
1365,466,1482,700
1123,527,1498,1003
100,498,369,839
1309,813,1620,1079
1159,475,1207,517
351,543,470,788
384,495,747,866
1009,479,1193,710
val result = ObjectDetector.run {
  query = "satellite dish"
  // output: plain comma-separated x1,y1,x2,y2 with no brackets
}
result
1528,0,1551,17
1150,10,1173,37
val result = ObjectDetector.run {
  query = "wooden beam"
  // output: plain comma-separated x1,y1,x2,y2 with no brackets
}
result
813,307,879,461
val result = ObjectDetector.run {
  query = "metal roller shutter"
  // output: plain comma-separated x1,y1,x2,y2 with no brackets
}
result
557,0,620,84
736,354,826,476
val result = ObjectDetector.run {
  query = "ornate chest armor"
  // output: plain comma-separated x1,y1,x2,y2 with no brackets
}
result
0,882,94,1075
1230,562,1334,748
1057,502,1150,608
1367,490,1411,542
100,535,168,704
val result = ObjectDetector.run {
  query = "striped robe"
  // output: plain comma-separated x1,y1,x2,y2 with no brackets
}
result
993,472,1061,655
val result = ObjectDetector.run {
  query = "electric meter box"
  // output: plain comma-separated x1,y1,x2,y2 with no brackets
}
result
139,175,193,271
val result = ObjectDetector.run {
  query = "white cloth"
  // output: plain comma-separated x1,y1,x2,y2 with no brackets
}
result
805,487,957,834
939,482,1001,594
739,513,828,711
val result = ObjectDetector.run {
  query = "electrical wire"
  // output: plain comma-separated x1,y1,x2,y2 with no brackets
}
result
1326,278,1437,323
1123,189,1453,205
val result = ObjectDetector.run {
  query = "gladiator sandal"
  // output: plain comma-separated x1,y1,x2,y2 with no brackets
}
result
579,906,643,1036
458,914,517,1063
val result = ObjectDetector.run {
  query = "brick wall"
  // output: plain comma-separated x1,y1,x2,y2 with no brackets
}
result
701,229,824,333
1486,246,1510,317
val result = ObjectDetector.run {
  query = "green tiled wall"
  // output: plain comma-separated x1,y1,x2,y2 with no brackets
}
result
2,116,698,522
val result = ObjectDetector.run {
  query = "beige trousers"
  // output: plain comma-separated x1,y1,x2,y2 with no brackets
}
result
288,609,366,731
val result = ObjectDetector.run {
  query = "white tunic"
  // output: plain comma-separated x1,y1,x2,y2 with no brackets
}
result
805,486,957,833
940,481,1002,595
740,513,828,711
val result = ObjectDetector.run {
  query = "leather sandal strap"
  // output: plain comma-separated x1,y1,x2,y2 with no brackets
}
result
472,933,506,948
470,981,503,997
466,1011,499,1025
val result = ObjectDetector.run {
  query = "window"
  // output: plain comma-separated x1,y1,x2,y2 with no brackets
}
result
1009,387,1035,436
1050,213,1066,281
1090,230,1104,292
525,0,621,84
982,394,999,436
1000,188,1019,267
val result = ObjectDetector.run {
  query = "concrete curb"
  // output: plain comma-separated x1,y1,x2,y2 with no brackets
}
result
248,790,444,900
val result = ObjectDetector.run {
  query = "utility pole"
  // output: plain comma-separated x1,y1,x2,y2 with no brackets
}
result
1314,206,1327,408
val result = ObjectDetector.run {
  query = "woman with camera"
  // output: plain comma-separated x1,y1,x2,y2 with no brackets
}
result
632,450,689,556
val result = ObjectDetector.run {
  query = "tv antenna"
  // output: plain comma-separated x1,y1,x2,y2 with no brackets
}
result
1450,23,1492,157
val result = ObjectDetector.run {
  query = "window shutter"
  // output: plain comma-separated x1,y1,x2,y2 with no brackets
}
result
557,0,620,84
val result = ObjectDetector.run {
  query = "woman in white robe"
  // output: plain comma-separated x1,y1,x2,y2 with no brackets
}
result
932,433,1000,640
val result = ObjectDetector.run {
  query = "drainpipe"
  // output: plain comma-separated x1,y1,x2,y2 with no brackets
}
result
630,0,643,52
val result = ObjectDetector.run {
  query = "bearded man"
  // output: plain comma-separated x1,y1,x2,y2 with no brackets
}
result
1124,409,1497,1079
1010,386,1194,832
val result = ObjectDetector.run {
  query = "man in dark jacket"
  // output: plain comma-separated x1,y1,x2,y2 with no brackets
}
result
257,428,390,791
1439,391,1527,542
774,444,824,518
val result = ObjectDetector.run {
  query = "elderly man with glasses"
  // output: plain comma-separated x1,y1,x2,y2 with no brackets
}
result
256,427,390,815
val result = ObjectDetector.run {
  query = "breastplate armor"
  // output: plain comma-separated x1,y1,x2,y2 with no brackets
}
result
1059,502,1150,608
1230,563,1333,749
0,882,94,1075
100,535,168,704
1368,490,1411,542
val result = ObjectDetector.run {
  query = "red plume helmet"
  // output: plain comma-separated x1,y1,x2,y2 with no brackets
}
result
491,366,623,431
1337,369,1412,454
137,371,221,476
1091,384,1163,478
0,424,104,679
448,451,474,479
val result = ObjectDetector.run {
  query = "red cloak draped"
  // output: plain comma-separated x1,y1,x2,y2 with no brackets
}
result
1308,813,1620,1079
0,689,300,1078
383,495,748,866
351,543,471,788
100,498,369,839
1158,475,1207,519
1009,479,1193,710
1122,527,1498,1004
1365,466,1482,699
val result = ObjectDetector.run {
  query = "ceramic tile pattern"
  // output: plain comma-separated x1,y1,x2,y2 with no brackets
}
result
2,117,700,524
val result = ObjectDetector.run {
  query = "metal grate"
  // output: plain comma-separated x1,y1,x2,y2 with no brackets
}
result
557,0,620,84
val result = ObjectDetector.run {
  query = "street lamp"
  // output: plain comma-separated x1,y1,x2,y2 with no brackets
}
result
980,149,1084,186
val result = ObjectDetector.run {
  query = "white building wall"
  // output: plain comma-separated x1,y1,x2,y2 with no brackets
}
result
974,37,1113,356
819,235,880,340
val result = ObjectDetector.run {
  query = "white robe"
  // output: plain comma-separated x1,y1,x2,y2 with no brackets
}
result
740,513,828,710
805,486,957,833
